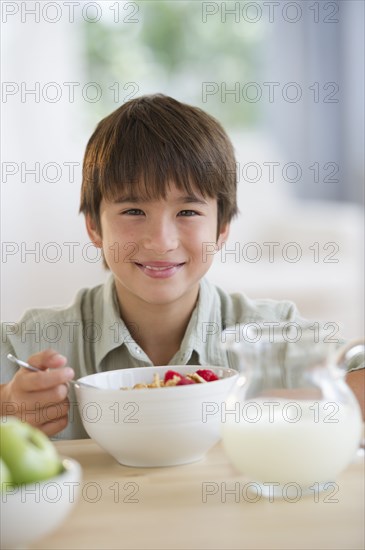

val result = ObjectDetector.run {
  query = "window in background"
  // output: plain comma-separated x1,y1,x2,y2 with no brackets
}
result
81,1,364,337
82,0,364,205
81,0,264,128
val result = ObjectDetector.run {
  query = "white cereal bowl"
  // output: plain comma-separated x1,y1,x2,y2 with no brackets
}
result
75,366,238,467
0,457,82,549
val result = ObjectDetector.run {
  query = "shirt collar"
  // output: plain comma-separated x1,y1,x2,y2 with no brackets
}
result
193,278,228,366
93,274,132,368
94,275,227,368
172,278,228,367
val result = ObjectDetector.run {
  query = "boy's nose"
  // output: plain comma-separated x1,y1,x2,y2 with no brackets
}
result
142,218,179,254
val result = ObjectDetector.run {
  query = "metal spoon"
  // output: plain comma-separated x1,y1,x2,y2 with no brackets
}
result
6,353,100,390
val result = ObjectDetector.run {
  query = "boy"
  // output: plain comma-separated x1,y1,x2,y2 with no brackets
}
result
1,94,363,439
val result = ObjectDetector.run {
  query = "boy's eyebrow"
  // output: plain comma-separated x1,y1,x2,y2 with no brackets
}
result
176,195,208,205
113,194,208,205
113,196,140,204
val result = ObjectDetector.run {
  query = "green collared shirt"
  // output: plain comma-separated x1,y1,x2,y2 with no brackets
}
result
1,275,304,439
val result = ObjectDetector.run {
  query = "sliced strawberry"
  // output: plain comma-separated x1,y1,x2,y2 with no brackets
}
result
176,376,195,386
164,370,183,383
195,369,219,382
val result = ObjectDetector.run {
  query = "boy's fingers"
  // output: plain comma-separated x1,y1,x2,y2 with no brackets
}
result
27,349,67,370
19,399,70,425
18,366,74,392
38,399,70,424
7,350,73,437
40,414,69,437
18,384,70,406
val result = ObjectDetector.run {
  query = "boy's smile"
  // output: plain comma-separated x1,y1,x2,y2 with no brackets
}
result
86,184,229,315
134,261,185,279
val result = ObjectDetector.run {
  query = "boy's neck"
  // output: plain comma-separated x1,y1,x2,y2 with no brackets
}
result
114,283,200,365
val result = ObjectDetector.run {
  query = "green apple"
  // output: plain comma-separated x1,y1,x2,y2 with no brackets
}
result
0,457,13,491
0,417,62,484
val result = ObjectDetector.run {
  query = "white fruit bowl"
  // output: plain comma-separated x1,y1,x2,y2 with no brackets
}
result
75,365,239,467
0,457,82,549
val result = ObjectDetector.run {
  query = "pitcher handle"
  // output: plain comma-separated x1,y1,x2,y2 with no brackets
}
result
335,339,365,373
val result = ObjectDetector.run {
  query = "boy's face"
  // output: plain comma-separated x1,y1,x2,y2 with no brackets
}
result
86,183,229,311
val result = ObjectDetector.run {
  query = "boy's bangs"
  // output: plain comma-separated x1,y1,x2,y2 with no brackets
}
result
95,112,222,203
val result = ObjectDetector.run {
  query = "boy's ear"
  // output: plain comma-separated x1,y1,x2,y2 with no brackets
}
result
85,214,102,248
217,223,230,249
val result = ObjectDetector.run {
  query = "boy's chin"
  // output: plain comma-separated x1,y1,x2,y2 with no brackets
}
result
116,283,200,309
136,288,198,307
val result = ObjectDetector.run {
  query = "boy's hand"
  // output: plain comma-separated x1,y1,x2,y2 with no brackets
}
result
1,349,75,436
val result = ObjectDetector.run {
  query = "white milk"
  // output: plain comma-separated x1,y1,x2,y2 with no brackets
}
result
221,399,362,485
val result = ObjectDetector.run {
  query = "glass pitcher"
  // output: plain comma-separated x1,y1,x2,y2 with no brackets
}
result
221,322,363,499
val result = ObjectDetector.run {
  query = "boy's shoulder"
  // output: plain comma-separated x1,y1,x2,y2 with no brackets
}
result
204,279,300,327
1,277,114,356
2,280,106,328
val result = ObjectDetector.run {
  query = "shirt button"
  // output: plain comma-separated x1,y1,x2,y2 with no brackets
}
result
135,347,141,354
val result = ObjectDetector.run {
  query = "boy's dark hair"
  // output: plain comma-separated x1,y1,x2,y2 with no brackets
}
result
80,94,238,235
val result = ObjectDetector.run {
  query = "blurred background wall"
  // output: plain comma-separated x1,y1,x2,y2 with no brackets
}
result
1,0,364,339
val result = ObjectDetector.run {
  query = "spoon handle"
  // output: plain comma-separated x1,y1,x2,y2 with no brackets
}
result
7,353,45,372
6,353,98,389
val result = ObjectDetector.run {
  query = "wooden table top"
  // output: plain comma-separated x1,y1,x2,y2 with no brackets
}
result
31,438,364,550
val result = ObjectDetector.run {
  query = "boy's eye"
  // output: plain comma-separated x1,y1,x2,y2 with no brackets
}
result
178,210,199,217
122,209,144,216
